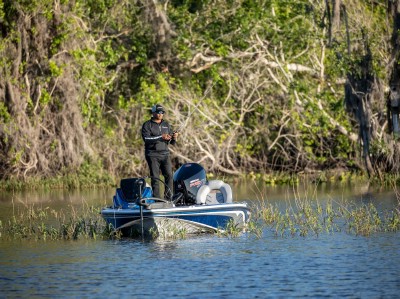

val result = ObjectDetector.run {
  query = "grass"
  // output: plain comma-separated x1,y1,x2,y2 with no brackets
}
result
216,219,242,238
247,184,400,238
0,203,112,241
1,199,399,241
1,184,399,241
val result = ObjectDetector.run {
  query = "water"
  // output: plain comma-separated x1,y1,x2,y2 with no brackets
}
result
1,182,399,298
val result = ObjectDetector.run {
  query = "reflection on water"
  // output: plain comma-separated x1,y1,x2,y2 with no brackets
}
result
0,187,113,205
0,182,399,298
0,188,113,225
1,233,399,298
0,179,397,207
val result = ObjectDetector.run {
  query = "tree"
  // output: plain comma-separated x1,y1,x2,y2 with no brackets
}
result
388,0,400,136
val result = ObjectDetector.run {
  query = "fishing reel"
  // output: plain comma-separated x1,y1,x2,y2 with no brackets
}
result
132,178,148,206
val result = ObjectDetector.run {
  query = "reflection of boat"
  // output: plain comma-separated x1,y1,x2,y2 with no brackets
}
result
101,163,251,238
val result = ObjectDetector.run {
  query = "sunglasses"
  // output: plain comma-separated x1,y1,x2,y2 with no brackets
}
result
156,111,164,114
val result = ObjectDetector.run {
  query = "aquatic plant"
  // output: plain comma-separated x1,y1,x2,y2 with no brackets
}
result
248,180,400,237
216,219,244,238
383,188,400,232
253,198,400,238
0,204,110,241
384,210,400,232
1,185,399,241
343,203,382,236
225,219,241,238
246,220,263,239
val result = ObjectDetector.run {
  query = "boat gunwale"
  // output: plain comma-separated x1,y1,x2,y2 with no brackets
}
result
101,202,250,216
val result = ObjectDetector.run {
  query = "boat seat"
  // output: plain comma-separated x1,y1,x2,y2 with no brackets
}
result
120,178,151,203
195,180,233,205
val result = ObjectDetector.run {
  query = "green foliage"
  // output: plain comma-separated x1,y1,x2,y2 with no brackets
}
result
48,60,63,77
135,74,173,107
0,0,4,22
80,0,117,23
0,0,396,183
0,102,10,123
50,30,68,55
70,46,108,126
39,89,51,106
77,156,107,184
100,40,123,66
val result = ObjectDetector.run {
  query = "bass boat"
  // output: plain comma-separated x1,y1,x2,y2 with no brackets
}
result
101,163,251,238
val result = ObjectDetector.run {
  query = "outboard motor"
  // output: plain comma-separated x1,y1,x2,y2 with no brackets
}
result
173,163,207,205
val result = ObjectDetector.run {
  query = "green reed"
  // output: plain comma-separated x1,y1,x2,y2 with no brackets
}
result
0,204,112,241
246,220,263,239
218,219,242,238
2,191,399,241
249,192,400,238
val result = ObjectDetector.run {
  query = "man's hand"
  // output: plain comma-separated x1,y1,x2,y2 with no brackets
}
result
172,132,179,140
162,133,172,140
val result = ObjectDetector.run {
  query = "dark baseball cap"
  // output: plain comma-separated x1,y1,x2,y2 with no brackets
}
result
151,104,165,113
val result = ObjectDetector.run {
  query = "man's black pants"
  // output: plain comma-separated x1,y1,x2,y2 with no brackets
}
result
145,155,173,200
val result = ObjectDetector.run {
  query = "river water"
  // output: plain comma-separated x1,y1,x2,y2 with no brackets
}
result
0,181,399,298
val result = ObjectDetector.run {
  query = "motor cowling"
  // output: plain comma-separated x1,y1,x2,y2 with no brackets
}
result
173,163,206,205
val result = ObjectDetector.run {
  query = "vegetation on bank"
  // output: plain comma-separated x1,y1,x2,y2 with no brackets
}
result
1,0,400,186
0,167,372,191
3,165,400,191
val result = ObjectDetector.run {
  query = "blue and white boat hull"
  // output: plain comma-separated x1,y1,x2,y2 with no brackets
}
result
101,163,251,237
101,203,250,237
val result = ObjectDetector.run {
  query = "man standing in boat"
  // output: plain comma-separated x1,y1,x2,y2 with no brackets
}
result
141,104,178,200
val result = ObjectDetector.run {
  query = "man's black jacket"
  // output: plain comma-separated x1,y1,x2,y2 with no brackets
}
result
141,119,176,156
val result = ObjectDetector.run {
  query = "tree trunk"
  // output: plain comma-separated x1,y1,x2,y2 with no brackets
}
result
332,0,341,36
344,31,376,177
325,0,341,45
144,0,176,64
388,0,400,137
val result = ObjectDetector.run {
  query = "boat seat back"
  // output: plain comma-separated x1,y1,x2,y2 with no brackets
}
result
196,180,233,205
120,178,151,203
